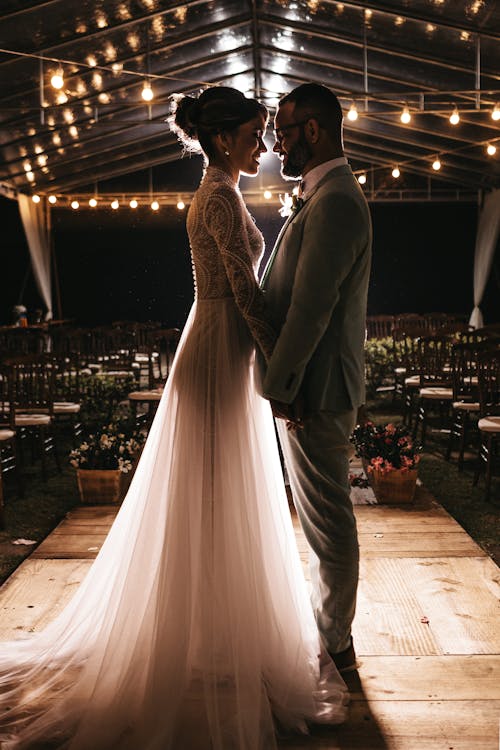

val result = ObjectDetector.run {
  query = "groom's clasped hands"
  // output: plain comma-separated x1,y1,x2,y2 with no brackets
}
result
270,394,305,431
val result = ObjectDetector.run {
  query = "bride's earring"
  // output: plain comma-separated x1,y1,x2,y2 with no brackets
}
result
224,150,230,156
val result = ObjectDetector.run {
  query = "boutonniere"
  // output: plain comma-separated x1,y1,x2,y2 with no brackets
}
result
279,192,304,218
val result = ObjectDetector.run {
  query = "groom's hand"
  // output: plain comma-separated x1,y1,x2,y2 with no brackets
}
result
270,396,304,429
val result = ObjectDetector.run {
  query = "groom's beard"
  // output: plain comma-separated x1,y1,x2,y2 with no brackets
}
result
281,129,313,178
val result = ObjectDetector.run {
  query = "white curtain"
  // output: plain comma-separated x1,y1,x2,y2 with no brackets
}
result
469,188,500,329
18,193,53,320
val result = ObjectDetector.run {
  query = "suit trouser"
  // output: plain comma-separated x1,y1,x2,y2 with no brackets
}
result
277,409,359,655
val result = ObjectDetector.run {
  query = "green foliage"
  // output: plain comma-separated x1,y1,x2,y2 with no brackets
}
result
364,337,393,398
79,373,136,428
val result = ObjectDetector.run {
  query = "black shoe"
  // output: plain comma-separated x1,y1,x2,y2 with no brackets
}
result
329,637,357,673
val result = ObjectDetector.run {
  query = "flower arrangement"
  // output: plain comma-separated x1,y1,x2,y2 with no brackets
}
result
69,420,145,474
351,421,421,475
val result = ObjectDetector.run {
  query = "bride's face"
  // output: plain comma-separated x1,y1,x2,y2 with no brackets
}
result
228,114,268,176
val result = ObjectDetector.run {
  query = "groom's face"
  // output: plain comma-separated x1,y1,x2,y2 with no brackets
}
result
273,102,313,179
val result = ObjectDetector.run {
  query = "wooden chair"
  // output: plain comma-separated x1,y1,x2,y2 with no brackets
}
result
412,335,454,447
366,315,395,340
127,328,180,430
445,342,482,470
50,353,83,445
0,369,23,529
4,355,61,481
392,328,421,425
473,346,500,502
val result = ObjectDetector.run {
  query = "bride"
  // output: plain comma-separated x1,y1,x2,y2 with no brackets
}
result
0,86,348,749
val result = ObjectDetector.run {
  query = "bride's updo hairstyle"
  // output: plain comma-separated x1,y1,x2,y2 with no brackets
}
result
170,86,267,158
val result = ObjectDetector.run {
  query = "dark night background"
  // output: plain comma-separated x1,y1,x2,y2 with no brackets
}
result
1,185,499,329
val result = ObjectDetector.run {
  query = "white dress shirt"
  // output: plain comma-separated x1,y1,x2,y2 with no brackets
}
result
300,156,348,200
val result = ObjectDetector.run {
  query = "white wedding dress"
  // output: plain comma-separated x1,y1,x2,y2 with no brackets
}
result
0,166,348,749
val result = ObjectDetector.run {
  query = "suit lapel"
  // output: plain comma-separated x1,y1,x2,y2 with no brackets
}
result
260,211,297,289
260,164,353,290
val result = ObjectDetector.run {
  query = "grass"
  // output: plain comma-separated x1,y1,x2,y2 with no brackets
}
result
0,436,80,584
1,397,499,587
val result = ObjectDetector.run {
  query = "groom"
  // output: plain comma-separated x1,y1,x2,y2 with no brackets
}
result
260,83,372,671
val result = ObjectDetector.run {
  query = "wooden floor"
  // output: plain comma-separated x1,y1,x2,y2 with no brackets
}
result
1,485,499,749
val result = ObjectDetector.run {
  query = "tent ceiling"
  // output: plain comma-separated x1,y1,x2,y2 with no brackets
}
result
0,0,499,202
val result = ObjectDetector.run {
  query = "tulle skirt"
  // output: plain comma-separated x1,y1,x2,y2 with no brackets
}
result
0,297,348,749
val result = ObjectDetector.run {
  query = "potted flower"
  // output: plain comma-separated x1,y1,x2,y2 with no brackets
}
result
69,420,145,504
351,421,421,504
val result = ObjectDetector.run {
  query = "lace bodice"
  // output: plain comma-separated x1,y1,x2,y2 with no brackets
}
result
186,166,276,361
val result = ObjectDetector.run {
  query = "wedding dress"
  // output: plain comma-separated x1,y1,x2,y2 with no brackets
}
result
0,166,348,749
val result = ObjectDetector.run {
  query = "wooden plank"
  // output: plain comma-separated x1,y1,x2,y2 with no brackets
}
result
30,534,107,559
405,556,500,655
354,557,500,655
278,699,500,749
349,655,500,701
0,558,92,638
358,530,485,557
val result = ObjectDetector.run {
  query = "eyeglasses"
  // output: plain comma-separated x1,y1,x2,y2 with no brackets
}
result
273,113,322,142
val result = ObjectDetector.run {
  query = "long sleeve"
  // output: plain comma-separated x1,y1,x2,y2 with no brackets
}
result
204,184,277,362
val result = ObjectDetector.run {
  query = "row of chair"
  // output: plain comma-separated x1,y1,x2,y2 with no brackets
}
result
0,326,182,527
394,329,499,501
366,312,471,340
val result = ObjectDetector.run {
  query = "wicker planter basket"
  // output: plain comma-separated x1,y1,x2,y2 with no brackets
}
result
370,468,418,505
77,468,123,504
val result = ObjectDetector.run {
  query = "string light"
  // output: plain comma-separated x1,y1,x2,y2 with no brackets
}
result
449,106,460,125
263,190,272,200
50,69,64,89
432,156,441,171
129,198,138,208
141,81,154,102
492,103,500,121
347,103,358,121
71,200,79,209
176,200,185,210
400,105,411,124
48,195,57,204
89,197,97,207
357,173,367,184
486,143,497,156
391,166,401,178
32,194,41,203
111,199,119,209
151,200,159,210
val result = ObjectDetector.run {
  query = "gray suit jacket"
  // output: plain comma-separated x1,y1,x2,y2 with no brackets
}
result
260,164,372,413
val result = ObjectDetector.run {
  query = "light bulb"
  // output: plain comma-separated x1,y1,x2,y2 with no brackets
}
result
492,103,500,121
347,103,358,121
71,200,79,209
89,197,97,207
391,167,400,178
176,200,185,210
151,200,159,211
486,143,497,156
48,195,57,204
50,70,64,89
111,199,119,209
432,157,441,171
129,199,138,208
32,194,41,203
400,106,411,124
263,190,272,200
141,81,154,102
357,173,367,185
449,107,460,125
